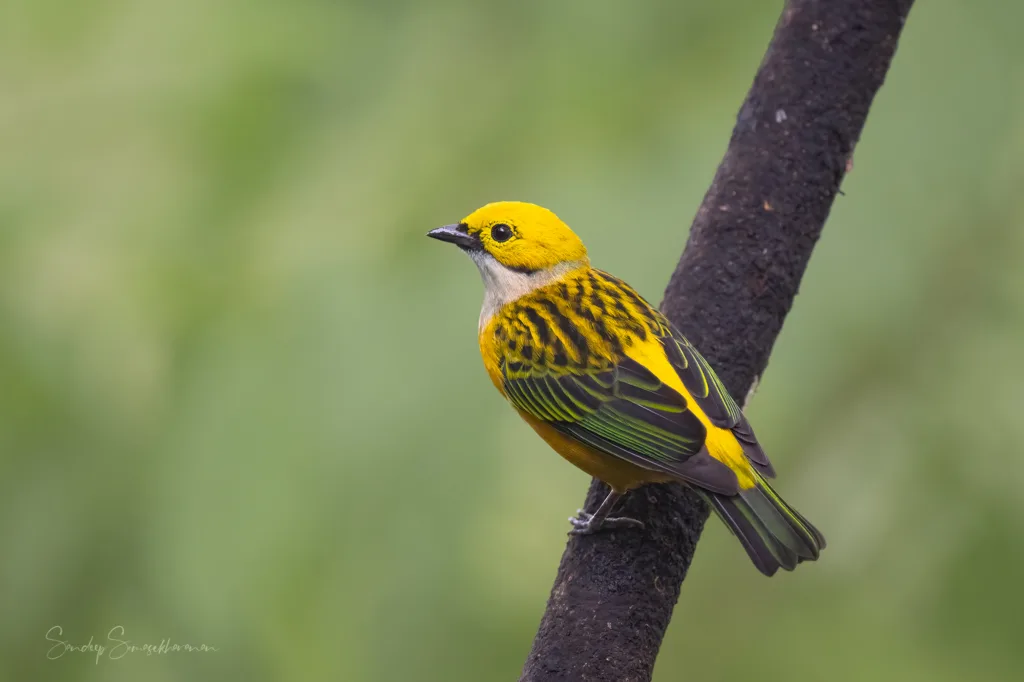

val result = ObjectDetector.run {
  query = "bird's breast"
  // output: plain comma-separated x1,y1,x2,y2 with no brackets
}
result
478,315,507,394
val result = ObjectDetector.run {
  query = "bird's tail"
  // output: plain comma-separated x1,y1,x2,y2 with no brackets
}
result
703,471,826,576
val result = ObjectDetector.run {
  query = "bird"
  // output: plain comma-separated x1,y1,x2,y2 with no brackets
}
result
428,201,825,576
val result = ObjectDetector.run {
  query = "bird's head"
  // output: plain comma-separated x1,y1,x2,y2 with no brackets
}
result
428,199,589,278
428,201,588,272
428,202,590,317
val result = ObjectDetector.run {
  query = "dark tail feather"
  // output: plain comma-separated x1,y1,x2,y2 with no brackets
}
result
703,472,825,577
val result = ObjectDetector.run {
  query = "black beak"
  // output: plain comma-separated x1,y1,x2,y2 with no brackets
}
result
427,223,480,250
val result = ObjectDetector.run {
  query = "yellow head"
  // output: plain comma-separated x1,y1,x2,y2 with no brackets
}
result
428,201,588,272
427,201,590,324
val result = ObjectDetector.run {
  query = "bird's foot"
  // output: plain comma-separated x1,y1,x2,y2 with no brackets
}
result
568,509,644,535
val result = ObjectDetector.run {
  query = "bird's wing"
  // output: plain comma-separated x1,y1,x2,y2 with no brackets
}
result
660,331,742,427
659,323,775,476
501,354,742,495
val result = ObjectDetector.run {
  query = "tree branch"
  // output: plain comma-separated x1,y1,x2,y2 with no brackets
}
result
519,1,915,680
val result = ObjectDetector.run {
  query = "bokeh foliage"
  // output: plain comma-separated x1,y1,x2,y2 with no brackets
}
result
2,1,1022,680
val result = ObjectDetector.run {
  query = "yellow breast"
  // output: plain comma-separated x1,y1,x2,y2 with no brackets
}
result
479,316,505,393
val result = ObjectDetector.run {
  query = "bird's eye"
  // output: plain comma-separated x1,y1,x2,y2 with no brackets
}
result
490,223,513,243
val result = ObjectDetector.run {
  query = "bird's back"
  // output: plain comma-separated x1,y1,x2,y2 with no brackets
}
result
478,266,667,385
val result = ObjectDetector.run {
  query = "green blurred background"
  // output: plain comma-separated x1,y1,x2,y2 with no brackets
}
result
2,1,1022,680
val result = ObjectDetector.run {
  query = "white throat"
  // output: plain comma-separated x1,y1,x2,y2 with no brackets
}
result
470,252,585,331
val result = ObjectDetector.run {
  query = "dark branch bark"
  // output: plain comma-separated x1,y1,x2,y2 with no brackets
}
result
519,1,915,680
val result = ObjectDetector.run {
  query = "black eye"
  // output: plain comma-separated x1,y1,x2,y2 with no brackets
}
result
490,223,513,243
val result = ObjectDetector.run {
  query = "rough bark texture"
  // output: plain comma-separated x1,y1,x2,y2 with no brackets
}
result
520,1,915,680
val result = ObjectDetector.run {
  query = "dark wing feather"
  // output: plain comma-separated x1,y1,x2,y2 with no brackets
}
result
661,331,742,427
660,325,776,477
502,357,741,495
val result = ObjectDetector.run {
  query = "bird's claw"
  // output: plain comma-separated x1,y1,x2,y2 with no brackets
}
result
568,511,592,527
568,510,644,535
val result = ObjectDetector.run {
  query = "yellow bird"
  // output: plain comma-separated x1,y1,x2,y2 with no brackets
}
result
428,201,824,576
